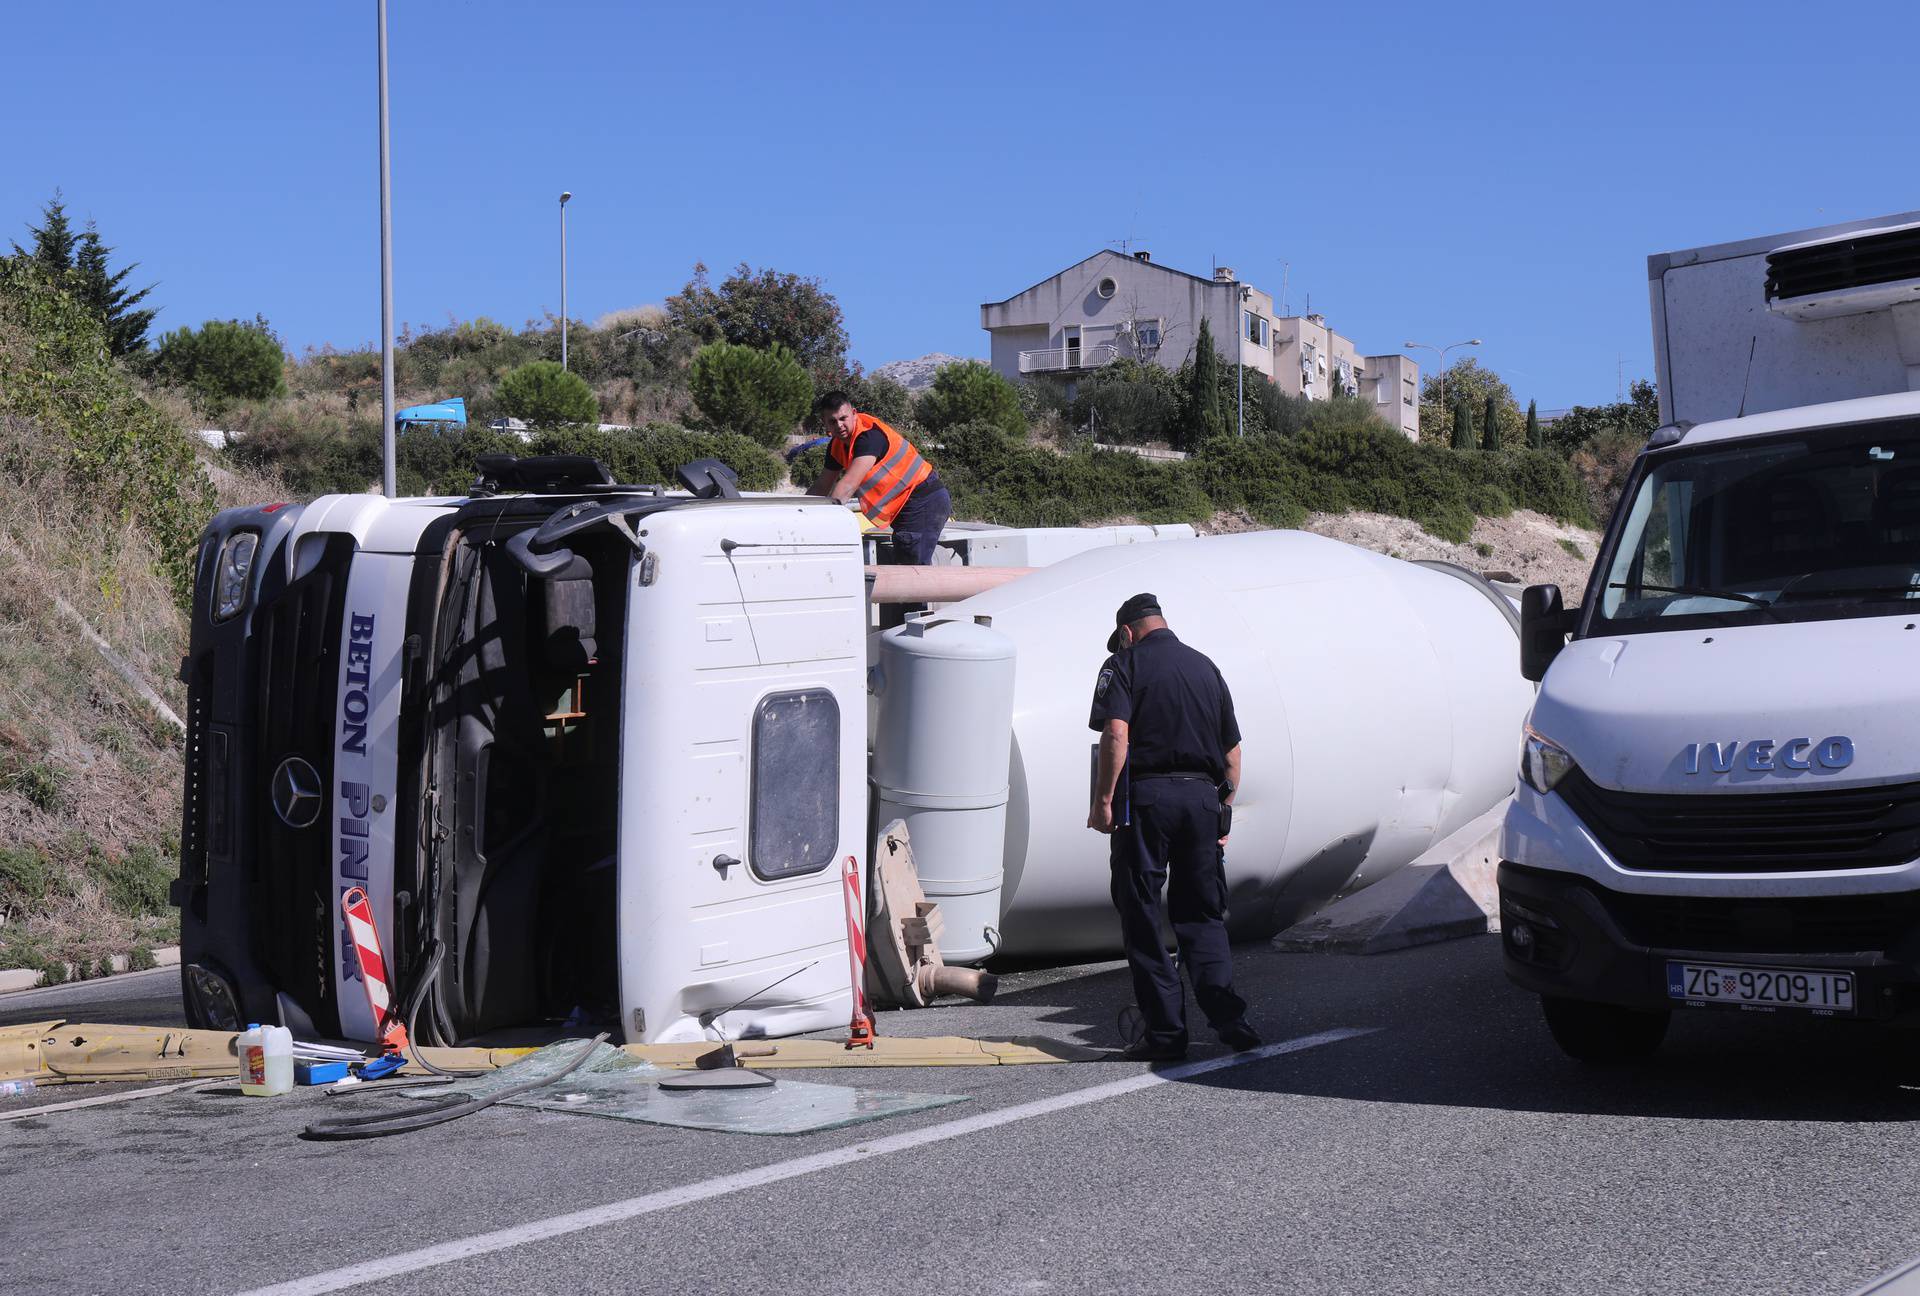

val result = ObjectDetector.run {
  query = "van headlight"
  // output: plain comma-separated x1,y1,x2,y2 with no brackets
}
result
1520,725,1577,794
212,531,260,622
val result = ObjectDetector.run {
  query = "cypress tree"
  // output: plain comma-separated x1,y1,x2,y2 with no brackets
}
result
1186,316,1224,445
1526,399,1543,449
1481,394,1501,451
1451,397,1474,450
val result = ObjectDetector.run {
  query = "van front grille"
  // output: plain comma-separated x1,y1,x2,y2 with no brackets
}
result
1557,768,1920,874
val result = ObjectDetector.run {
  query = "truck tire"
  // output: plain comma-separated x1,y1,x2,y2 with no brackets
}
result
1540,995,1669,1063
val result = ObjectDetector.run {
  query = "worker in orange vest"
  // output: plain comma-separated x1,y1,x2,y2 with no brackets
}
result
808,390,951,564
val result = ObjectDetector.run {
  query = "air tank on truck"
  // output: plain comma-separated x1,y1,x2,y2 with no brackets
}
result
1502,210,1920,1062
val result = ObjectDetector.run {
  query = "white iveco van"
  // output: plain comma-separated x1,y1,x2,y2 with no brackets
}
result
1500,212,1920,1060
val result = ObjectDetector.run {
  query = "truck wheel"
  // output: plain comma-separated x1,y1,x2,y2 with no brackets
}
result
1540,995,1669,1063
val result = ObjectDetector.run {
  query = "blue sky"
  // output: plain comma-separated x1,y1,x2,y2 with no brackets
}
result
6,1,1917,408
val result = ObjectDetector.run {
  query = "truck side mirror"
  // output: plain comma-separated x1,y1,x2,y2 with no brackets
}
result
1519,584,1573,682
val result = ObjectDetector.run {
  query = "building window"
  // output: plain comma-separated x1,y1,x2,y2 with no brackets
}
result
749,689,840,880
1137,320,1161,349
1245,314,1268,347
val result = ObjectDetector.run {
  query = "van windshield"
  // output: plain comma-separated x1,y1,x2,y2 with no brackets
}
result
1592,420,1920,633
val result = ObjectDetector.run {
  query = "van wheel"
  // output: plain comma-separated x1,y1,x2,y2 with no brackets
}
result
1541,995,1669,1063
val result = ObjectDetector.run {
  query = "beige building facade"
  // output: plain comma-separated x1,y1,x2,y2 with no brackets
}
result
980,250,1420,439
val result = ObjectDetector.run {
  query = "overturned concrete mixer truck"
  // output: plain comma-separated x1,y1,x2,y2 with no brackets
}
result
173,454,1533,1045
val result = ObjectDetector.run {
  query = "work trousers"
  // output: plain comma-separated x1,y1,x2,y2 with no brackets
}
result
1110,776,1247,1051
879,483,951,566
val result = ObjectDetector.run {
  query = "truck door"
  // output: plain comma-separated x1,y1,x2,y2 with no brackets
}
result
616,502,867,1043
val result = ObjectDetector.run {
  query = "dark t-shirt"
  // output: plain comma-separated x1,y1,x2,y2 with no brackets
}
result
1087,628,1240,782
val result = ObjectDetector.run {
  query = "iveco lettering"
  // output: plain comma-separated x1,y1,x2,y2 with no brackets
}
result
1683,737,1855,774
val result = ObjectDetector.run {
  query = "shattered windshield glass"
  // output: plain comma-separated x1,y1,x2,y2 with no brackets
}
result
1592,420,1920,633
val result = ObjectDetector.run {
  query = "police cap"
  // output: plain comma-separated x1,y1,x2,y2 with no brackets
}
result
1107,592,1162,653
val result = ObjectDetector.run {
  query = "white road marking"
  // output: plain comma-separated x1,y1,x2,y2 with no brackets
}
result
234,1026,1377,1296
1853,1254,1920,1295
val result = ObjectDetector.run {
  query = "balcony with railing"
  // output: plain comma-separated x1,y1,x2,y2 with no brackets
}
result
1019,342,1119,374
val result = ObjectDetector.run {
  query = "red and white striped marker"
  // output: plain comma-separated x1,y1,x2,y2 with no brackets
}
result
841,855,875,1049
342,885,409,1053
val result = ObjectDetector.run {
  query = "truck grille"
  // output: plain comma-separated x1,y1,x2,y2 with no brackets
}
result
1601,888,1920,956
249,535,356,1031
1765,225,1920,303
1557,768,1920,874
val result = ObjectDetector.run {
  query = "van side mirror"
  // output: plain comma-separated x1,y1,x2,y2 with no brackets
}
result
1519,584,1574,682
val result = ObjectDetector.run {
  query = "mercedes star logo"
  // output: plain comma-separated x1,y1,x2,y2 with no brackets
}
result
271,756,323,830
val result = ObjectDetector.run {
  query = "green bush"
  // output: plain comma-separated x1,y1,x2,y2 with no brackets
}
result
936,423,1210,527
0,845,54,914
151,317,287,413
916,361,1028,438
1068,361,1182,445
496,360,599,429
689,340,812,448
0,755,65,813
0,259,213,600
97,842,173,918
839,370,915,428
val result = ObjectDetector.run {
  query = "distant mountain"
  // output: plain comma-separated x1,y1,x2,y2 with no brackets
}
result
872,353,974,391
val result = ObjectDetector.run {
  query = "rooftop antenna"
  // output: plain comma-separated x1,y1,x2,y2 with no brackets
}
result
1280,261,1290,316
1617,355,1624,401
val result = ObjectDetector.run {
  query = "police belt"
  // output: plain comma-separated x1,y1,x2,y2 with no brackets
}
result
1130,771,1217,783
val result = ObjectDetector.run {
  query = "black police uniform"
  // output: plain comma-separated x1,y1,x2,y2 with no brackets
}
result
1089,625,1250,1054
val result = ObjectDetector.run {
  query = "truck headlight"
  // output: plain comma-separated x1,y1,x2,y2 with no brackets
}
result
1520,725,1577,794
212,531,260,622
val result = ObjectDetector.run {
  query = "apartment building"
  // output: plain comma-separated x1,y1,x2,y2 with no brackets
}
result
980,249,1420,439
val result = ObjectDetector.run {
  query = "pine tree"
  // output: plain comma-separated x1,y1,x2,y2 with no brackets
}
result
12,192,158,356
1451,397,1474,450
1185,316,1224,445
15,191,77,274
1526,399,1543,449
73,222,157,357
1481,394,1501,451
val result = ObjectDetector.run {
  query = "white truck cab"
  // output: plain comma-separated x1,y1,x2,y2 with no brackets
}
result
1502,212,1920,1060
176,456,868,1045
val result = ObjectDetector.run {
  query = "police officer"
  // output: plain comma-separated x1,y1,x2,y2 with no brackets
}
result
808,391,951,565
1087,593,1259,1061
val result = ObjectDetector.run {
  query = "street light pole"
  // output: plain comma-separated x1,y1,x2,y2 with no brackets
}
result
1404,338,1482,432
559,191,572,371
1235,284,1252,438
376,0,396,499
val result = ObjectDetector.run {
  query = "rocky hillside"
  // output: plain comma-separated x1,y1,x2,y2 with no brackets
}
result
873,353,974,391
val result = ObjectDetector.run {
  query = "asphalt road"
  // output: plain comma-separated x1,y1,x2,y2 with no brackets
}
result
6,938,1920,1295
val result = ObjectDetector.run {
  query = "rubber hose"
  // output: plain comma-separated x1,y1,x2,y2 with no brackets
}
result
300,1032,609,1141
401,941,485,1078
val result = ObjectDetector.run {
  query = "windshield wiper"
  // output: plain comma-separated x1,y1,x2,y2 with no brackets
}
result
1774,583,1920,602
1608,582,1773,608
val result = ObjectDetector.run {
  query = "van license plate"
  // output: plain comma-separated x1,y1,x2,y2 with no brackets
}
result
1665,962,1855,1014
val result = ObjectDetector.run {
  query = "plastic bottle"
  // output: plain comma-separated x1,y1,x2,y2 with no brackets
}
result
237,1023,293,1096
0,1079,35,1098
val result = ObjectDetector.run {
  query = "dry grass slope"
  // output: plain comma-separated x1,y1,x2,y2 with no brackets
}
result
0,266,253,981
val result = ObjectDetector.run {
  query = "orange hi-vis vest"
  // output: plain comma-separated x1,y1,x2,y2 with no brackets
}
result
828,413,933,527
